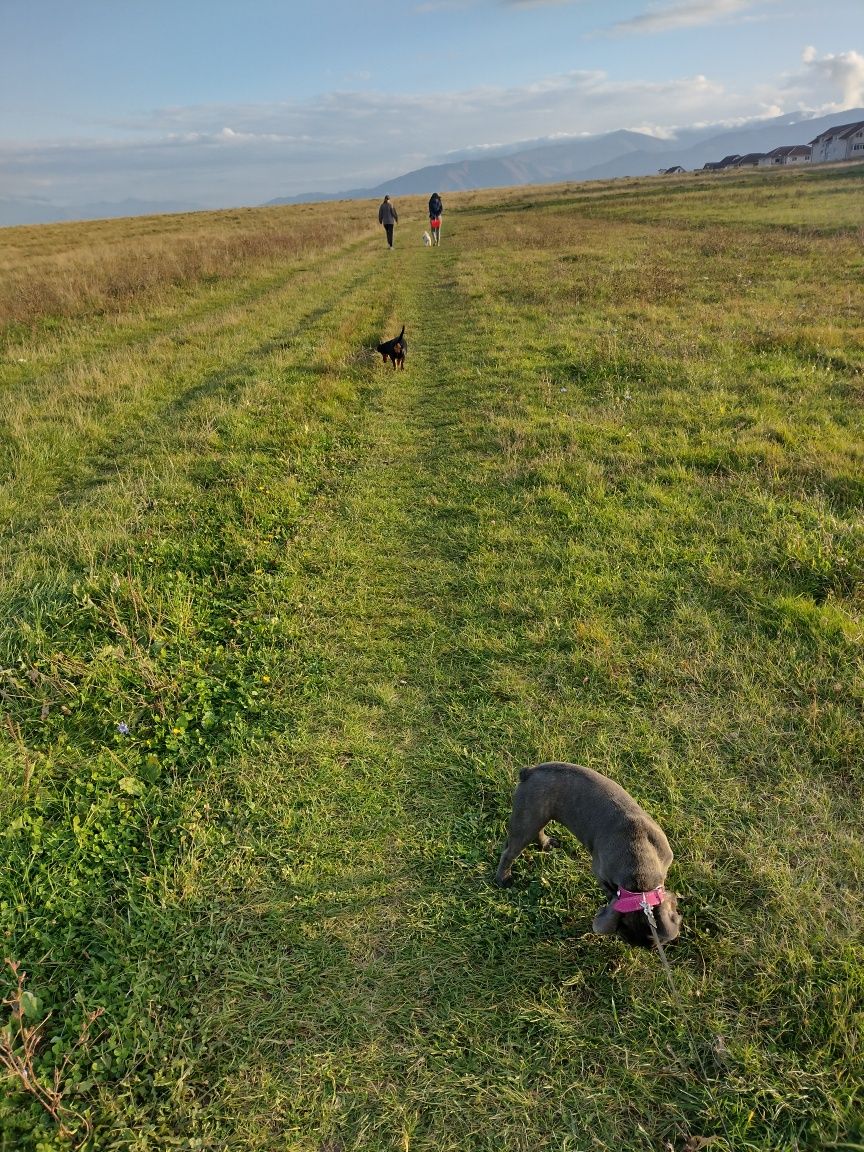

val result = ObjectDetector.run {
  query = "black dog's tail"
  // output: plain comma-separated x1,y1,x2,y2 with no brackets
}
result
376,325,405,354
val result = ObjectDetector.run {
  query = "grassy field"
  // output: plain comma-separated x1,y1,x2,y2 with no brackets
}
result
1,164,862,1151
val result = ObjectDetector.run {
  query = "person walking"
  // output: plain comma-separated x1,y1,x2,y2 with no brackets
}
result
428,191,443,245
378,195,398,248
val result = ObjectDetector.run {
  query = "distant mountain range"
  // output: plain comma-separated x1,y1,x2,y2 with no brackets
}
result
0,197,203,228
3,107,862,228
266,107,864,205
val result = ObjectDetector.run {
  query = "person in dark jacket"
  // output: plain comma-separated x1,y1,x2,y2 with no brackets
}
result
428,192,443,245
378,195,399,248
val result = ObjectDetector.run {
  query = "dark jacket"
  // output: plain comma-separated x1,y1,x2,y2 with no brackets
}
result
428,193,443,218
378,199,398,226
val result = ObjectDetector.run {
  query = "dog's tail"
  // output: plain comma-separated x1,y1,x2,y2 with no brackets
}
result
398,325,405,341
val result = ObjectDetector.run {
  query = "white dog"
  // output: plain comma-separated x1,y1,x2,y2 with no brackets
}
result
422,231,432,246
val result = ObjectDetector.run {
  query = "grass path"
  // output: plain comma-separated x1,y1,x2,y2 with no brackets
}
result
144,241,552,1148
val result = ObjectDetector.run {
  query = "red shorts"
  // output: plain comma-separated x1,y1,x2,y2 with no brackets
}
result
430,217,440,230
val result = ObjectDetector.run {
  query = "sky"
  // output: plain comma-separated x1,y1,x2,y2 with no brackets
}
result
2,0,863,209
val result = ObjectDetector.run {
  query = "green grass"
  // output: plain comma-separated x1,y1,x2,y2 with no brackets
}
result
1,165,862,1151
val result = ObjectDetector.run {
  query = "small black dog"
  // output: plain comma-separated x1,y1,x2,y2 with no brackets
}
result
377,325,407,370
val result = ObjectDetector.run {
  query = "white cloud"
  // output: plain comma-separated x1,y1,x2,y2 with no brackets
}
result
602,0,766,37
791,46,864,110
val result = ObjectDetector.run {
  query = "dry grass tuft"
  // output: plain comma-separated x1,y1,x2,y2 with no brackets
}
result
0,201,379,329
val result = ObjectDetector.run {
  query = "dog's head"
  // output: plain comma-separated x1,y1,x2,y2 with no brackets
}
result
592,890,681,949
422,231,432,246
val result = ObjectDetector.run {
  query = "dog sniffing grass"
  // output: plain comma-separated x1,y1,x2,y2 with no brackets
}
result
496,762,681,948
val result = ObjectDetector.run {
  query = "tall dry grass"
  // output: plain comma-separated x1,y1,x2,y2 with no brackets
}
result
0,200,379,330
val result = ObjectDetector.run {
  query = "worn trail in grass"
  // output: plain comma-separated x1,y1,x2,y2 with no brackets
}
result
159,244,552,1148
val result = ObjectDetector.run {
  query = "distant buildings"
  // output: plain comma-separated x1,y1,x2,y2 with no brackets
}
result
809,120,864,163
734,153,766,168
702,148,810,170
759,145,812,166
656,119,864,177
698,120,864,172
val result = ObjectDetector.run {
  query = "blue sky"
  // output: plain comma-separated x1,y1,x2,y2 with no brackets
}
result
2,0,863,207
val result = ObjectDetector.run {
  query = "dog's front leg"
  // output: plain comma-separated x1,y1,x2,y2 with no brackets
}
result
536,827,560,851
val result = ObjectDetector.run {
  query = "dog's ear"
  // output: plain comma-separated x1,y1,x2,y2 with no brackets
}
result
655,894,682,943
592,902,621,935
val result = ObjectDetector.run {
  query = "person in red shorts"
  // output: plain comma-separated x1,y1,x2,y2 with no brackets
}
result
428,191,443,246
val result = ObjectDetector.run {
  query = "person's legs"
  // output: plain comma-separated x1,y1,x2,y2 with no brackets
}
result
385,224,394,247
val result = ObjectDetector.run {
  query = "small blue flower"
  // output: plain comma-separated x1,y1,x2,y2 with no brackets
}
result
116,722,130,736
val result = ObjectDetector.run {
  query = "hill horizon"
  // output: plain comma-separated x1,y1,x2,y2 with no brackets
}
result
4,106,863,228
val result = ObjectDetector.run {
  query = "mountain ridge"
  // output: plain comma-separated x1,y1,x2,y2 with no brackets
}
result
266,107,864,205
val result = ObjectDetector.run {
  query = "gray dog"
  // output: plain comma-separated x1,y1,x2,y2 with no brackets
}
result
496,762,681,948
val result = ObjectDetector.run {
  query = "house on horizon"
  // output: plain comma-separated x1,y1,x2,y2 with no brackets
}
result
809,120,864,163
734,153,767,168
703,154,741,171
660,165,686,175
759,145,811,167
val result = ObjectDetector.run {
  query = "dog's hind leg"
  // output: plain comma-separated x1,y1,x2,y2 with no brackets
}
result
495,812,554,887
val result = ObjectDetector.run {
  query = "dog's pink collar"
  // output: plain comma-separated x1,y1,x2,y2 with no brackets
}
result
613,886,666,913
